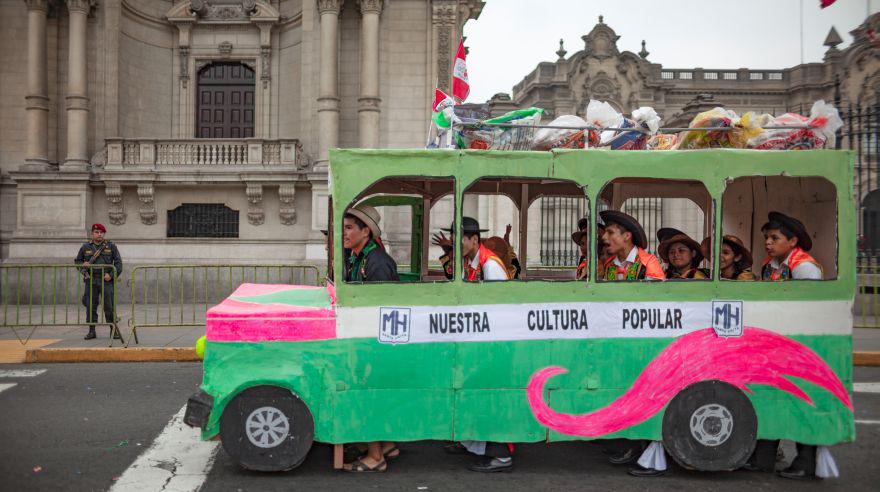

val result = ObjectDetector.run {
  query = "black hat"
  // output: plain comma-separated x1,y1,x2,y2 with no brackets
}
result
571,216,591,245
657,227,685,243
576,216,590,231
767,211,812,251
443,216,488,235
599,210,647,249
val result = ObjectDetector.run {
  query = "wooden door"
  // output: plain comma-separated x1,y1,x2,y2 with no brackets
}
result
197,62,255,138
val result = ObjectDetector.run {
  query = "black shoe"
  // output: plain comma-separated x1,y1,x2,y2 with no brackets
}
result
443,442,471,455
468,457,513,473
608,448,639,465
777,467,816,480
628,464,666,477
84,331,96,340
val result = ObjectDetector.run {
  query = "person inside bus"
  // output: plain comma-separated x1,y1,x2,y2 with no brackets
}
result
658,232,710,279
571,216,590,280
433,217,515,472
340,205,400,472
600,210,665,281
718,235,757,281
596,222,610,277
758,211,828,480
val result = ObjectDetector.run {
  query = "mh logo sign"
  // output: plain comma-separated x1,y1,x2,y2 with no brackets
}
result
712,301,743,337
379,307,411,344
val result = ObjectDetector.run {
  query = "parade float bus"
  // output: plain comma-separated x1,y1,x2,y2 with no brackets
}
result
185,148,855,473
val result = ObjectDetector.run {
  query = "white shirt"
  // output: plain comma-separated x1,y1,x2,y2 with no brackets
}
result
469,251,508,281
767,250,823,280
612,246,639,269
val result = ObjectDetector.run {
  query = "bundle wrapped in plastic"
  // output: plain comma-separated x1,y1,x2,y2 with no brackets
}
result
456,107,544,150
646,133,679,150
677,108,764,149
531,115,591,150
747,100,843,150
585,101,661,150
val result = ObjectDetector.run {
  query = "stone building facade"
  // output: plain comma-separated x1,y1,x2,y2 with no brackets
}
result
0,0,484,267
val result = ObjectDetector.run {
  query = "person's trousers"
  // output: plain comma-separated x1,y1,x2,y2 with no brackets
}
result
747,440,778,472
82,282,115,327
484,442,513,459
789,443,817,475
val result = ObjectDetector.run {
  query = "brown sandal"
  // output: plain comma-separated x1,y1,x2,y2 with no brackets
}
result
383,444,400,461
343,457,387,473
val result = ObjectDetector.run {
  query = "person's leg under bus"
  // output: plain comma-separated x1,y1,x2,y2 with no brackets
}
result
467,441,513,473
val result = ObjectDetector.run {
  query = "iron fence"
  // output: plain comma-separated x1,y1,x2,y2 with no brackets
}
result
856,265,879,328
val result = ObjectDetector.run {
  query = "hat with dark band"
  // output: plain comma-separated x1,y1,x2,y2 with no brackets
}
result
766,211,812,251
571,216,591,245
443,216,488,235
657,227,684,243
345,205,382,239
599,210,647,249
91,223,106,233
721,234,753,267
658,233,704,266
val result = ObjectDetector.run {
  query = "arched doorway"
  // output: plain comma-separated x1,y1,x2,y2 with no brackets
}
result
197,62,255,138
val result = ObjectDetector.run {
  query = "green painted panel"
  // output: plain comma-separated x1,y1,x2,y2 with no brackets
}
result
232,288,332,308
454,340,551,389
454,389,547,442
342,340,456,390
547,389,663,441
330,389,453,442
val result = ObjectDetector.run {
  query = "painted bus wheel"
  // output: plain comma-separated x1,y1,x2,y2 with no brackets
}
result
662,380,757,471
220,385,314,472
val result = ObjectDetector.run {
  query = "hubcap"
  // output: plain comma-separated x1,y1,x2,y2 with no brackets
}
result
689,404,733,447
245,406,290,449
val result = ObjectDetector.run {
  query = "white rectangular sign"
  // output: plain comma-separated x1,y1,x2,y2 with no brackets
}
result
376,301,731,344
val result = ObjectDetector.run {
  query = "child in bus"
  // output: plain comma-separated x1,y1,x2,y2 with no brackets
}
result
658,232,710,279
718,235,756,281
600,210,665,281
758,212,828,480
340,205,400,472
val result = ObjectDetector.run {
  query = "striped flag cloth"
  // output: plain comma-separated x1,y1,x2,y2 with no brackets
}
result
452,40,469,103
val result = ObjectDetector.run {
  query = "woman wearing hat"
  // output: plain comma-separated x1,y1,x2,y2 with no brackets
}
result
341,205,400,472
658,232,709,279
760,211,823,281
599,210,665,281
718,235,756,281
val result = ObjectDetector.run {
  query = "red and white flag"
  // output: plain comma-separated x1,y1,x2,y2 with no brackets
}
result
452,40,469,103
820,0,836,8
432,88,455,113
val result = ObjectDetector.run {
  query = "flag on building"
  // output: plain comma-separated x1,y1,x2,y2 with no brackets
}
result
820,0,837,8
431,88,456,128
452,40,469,103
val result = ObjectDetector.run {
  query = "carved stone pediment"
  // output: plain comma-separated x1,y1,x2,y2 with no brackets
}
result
581,16,620,60
166,0,279,25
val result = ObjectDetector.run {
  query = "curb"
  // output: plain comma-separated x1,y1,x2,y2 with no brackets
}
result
854,351,880,367
25,347,199,363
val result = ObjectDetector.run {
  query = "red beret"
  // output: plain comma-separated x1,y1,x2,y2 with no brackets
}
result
91,223,106,233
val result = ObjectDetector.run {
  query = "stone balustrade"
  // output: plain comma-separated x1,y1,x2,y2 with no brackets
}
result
102,138,307,170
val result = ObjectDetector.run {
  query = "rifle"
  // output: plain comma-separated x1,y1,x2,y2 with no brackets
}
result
80,241,108,281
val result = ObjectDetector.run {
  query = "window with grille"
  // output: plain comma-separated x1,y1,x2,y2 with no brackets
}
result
167,204,239,238
661,71,674,80
749,72,764,80
703,72,718,80
768,72,783,80
679,72,693,80
723,72,737,80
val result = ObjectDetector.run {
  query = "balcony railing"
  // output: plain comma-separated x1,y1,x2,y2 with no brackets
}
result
100,138,308,171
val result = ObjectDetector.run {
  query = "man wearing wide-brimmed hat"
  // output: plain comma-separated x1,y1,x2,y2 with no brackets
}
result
433,217,509,283
760,211,823,281
570,216,592,280
75,223,123,341
341,205,399,284
658,232,709,279
599,210,665,281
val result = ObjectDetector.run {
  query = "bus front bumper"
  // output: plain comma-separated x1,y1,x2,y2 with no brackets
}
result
184,389,214,429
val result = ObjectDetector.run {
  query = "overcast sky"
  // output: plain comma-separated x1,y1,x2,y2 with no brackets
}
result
462,0,877,103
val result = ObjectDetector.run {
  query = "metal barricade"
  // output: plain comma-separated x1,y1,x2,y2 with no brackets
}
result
856,265,879,328
126,264,323,347
0,264,121,346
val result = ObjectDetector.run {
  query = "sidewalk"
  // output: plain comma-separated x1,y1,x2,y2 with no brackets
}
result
2,305,879,363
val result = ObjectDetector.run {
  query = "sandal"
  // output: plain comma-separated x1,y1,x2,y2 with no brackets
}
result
343,457,387,473
383,444,400,461
343,443,367,463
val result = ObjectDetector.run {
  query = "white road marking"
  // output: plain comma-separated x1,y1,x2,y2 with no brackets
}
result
855,420,880,425
0,383,18,394
0,369,47,378
853,382,880,394
110,405,219,492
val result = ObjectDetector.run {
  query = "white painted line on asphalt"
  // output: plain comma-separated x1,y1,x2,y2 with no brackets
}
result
0,383,18,394
0,369,47,378
853,382,880,394
855,420,880,425
110,405,219,492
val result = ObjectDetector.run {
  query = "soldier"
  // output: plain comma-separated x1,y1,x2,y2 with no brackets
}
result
75,223,122,340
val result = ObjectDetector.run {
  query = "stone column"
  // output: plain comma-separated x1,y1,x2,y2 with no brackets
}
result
62,0,92,171
357,0,382,148
22,0,50,171
316,0,342,167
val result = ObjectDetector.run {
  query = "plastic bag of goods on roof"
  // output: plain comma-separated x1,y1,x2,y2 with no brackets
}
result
747,100,844,150
585,101,661,150
455,107,544,150
677,108,763,149
646,133,679,150
531,115,592,150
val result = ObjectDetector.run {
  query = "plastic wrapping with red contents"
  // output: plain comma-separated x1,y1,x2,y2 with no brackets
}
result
206,283,336,342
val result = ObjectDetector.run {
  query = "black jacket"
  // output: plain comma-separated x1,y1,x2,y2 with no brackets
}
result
75,241,123,283
344,246,399,282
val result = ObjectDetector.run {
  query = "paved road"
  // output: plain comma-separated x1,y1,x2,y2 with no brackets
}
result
0,364,878,491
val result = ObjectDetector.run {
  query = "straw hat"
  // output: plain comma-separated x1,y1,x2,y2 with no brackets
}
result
658,233,704,266
346,205,382,239
722,234,753,267
656,227,684,243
